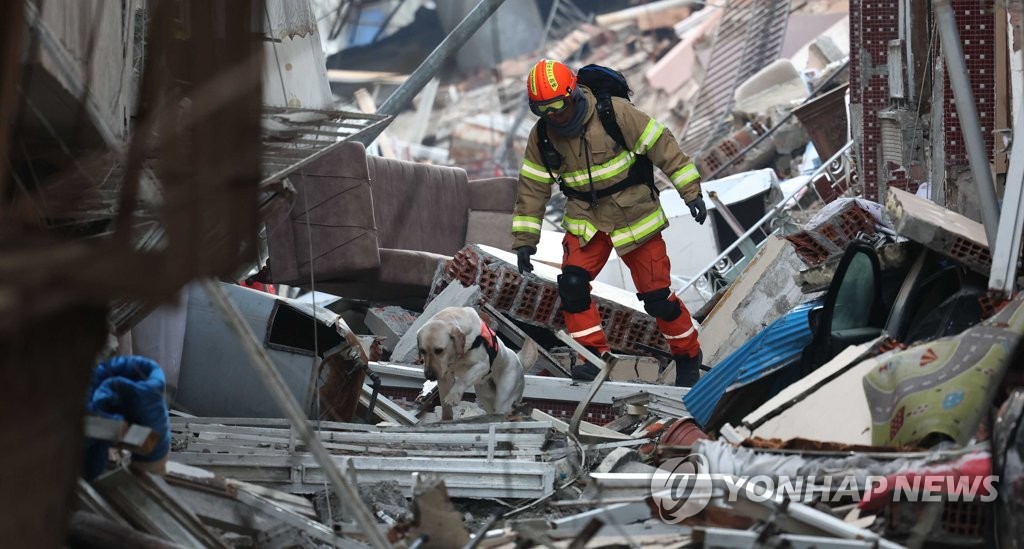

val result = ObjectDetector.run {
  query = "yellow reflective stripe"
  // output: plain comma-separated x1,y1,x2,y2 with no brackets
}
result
512,216,542,234
562,215,599,240
671,163,700,189
545,61,559,92
632,119,664,155
520,159,552,184
529,65,539,96
610,208,668,247
562,150,636,187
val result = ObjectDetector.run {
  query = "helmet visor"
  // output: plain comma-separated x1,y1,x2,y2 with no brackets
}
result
530,97,570,117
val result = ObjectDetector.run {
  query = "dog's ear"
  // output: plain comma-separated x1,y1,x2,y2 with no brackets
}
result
450,325,469,357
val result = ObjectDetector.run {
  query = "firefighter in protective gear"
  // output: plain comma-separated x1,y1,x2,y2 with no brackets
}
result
511,59,707,386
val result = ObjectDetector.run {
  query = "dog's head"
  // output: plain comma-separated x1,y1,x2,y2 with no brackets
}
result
416,318,468,381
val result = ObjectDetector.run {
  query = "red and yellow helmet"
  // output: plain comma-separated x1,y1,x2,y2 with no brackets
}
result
526,59,576,104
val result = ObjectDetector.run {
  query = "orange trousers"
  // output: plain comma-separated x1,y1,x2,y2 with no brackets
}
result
561,232,700,358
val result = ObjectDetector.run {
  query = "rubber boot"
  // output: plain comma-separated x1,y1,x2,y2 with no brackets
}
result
570,346,603,381
674,350,703,387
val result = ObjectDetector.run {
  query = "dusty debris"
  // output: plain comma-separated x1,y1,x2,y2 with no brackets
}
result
406,475,470,548
21,0,1023,547
313,480,411,529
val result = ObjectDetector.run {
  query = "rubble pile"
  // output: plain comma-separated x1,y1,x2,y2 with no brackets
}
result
381,0,849,187
41,0,1023,547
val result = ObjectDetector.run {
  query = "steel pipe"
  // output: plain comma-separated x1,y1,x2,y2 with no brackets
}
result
934,0,1001,247
358,0,507,147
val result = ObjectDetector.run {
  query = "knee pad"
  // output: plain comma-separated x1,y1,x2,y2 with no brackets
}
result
558,266,593,313
637,287,682,321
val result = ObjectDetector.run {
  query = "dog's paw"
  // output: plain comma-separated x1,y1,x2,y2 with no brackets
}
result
442,392,463,407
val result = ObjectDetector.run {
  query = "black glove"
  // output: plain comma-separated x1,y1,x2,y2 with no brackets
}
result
514,246,536,274
687,196,707,225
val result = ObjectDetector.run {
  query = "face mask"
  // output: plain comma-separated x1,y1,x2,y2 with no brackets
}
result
547,88,588,137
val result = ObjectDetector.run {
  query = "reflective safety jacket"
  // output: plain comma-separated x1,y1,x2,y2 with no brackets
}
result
511,87,703,255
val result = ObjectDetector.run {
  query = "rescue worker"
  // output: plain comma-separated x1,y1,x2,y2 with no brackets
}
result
511,59,707,386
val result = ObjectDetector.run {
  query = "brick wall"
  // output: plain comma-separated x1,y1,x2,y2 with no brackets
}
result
850,0,899,201
942,0,996,168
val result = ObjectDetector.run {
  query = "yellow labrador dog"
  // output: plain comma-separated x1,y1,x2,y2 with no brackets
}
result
417,306,537,417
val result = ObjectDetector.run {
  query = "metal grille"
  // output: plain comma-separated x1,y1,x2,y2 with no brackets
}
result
679,0,792,156
261,107,390,186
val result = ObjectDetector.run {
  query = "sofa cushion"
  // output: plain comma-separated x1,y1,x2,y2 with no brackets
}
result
468,177,518,211
366,155,470,255
465,210,514,251
377,248,448,288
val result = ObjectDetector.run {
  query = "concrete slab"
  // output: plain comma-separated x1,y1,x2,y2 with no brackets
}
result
391,283,481,363
885,187,991,275
741,338,883,429
364,306,418,353
700,236,809,366
751,354,878,445
733,59,810,116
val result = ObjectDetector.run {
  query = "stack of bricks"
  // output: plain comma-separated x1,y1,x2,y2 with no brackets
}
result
429,245,668,355
885,164,920,195
783,200,880,266
942,0,995,169
695,122,764,177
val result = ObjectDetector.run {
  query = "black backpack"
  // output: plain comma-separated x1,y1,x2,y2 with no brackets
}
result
536,64,657,204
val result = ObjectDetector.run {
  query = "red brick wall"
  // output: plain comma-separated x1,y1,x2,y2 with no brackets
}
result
850,0,899,200
942,0,996,168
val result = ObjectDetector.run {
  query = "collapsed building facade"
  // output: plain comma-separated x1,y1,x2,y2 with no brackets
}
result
2,0,1024,547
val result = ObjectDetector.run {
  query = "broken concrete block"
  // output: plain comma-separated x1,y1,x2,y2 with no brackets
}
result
595,448,640,474
808,35,845,70
885,187,991,275
391,283,482,363
769,116,811,156
733,60,810,117
700,237,809,366
364,306,418,353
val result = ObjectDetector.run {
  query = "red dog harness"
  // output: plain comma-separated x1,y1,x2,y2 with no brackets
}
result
470,319,500,365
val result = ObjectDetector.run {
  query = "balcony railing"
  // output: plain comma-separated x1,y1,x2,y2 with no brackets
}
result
677,141,857,310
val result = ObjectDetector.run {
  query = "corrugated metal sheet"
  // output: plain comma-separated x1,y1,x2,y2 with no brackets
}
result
684,297,822,427
679,0,792,157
